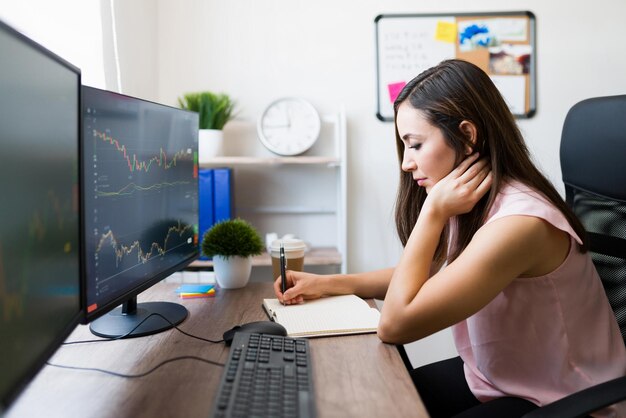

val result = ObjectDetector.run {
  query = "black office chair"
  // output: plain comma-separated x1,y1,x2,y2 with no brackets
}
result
523,95,626,417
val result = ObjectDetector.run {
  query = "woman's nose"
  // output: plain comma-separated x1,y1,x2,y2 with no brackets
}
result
401,154,416,172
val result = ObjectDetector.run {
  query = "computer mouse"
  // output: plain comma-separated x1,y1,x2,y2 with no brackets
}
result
222,321,287,345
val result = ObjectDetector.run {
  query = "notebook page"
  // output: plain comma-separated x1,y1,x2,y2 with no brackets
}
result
263,295,381,337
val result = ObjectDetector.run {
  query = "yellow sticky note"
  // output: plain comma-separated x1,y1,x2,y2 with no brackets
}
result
435,21,457,43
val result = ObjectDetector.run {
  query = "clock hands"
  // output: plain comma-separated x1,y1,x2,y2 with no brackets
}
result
258,97,320,156
286,105,292,128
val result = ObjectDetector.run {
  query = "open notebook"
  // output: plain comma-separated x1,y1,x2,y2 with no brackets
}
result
262,295,381,337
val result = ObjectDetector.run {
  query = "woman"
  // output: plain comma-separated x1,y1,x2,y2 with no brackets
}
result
274,60,626,417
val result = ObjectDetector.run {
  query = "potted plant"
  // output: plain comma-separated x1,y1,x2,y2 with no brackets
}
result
201,218,263,289
178,91,237,161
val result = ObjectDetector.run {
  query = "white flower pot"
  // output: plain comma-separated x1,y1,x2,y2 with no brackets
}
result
198,129,224,162
213,255,252,289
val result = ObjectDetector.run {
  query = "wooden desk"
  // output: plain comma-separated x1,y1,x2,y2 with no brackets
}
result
5,282,428,418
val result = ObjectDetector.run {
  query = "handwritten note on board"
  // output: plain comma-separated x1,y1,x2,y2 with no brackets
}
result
376,16,455,120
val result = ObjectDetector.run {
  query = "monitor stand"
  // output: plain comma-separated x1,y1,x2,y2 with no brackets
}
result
89,297,188,339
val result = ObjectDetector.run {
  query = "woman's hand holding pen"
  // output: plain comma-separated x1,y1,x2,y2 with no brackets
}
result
273,271,325,305
423,153,492,220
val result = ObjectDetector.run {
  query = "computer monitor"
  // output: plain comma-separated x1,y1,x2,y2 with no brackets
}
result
81,86,199,339
0,20,82,412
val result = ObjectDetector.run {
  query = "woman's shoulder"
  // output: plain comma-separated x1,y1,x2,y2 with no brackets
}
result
486,180,582,245
496,180,543,200
487,180,546,217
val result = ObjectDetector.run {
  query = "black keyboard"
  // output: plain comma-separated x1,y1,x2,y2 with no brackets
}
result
211,332,315,418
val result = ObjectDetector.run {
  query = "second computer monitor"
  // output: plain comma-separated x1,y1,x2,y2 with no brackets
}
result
82,86,199,338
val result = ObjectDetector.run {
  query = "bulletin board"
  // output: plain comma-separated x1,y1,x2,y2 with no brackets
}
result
375,11,536,121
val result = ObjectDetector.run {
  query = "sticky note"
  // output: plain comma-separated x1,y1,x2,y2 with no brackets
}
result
179,288,216,299
387,81,407,103
175,284,215,294
435,21,457,43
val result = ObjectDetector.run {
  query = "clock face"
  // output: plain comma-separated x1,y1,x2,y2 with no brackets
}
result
257,97,321,156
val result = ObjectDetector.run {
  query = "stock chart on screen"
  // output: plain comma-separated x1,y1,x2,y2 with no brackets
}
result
82,87,199,317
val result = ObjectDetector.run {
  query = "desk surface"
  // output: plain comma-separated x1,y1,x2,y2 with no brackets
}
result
5,282,428,418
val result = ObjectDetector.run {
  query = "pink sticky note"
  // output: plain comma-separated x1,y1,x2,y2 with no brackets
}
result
388,81,407,103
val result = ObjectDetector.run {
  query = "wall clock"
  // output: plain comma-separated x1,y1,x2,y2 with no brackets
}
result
257,97,321,156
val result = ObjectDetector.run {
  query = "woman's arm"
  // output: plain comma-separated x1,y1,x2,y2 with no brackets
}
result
325,268,394,300
378,214,565,344
379,153,495,343
275,268,394,304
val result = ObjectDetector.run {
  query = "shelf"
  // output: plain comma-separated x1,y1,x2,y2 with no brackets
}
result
199,156,341,167
196,107,347,274
236,206,337,215
189,246,342,268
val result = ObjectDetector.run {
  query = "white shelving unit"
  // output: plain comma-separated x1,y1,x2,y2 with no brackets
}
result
190,107,347,275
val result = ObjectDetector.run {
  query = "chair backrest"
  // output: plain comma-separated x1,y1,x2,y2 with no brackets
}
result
560,95,626,343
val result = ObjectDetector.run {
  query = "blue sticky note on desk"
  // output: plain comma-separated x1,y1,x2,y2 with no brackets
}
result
175,284,215,294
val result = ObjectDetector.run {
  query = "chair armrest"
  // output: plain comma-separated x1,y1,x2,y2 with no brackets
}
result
522,375,626,418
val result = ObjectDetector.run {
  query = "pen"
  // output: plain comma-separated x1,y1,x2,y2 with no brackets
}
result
280,243,287,305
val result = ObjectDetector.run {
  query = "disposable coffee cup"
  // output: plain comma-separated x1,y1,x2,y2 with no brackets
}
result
270,238,306,280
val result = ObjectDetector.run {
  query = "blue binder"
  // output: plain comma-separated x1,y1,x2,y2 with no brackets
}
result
198,168,215,259
213,167,233,223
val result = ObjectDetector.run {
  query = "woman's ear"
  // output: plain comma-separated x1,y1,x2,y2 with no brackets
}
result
459,120,478,155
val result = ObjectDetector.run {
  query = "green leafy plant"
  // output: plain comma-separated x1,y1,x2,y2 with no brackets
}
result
178,91,236,130
202,218,264,259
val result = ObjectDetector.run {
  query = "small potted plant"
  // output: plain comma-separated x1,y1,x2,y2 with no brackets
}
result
201,218,263,289
178,91,237,161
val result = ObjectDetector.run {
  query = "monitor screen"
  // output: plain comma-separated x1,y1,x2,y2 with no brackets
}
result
82,86,199,338
0,21,82,411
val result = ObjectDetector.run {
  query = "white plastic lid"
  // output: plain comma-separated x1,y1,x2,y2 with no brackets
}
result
270,237,306,252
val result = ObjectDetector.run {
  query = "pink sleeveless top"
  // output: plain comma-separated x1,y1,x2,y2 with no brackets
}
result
451,181,626,417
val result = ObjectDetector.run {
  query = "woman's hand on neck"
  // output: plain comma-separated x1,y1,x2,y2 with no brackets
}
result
423,153,492,220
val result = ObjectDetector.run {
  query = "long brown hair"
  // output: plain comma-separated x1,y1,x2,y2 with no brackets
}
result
394,59,586,265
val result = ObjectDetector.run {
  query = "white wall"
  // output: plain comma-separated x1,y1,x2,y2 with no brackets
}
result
113,0,626,367
105,0,157,97
0,0,106,87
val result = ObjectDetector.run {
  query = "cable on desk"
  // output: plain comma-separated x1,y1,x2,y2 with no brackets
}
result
46,355,224,378
63,312,225,345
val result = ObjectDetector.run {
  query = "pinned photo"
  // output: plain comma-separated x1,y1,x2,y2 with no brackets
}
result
458,23,496,51
489,44,532,75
